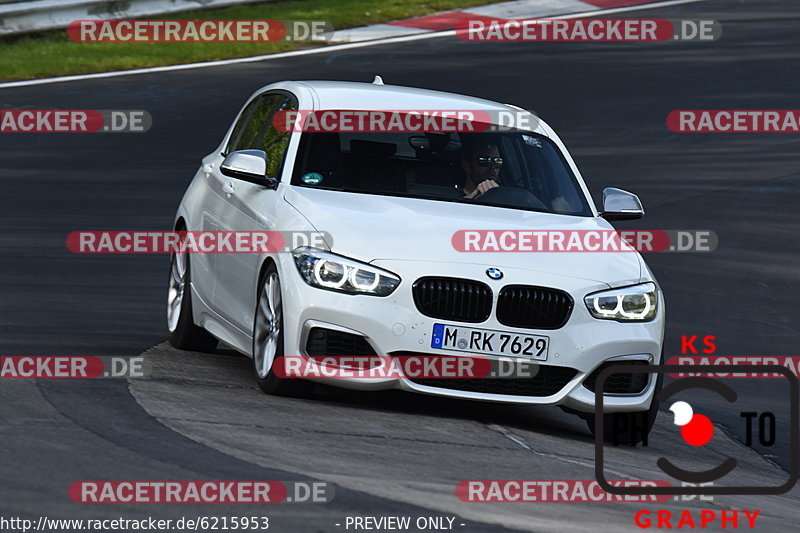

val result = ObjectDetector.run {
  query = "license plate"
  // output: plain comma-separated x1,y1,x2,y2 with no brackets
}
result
430,323,549,360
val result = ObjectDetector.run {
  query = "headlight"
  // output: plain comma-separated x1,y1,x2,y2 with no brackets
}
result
292,247,401,296
584,282,658,321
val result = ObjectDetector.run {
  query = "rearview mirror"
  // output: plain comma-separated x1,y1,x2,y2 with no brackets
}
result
220,149,277,189
600,187,644,221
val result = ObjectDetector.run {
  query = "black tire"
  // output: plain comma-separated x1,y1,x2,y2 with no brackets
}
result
586,372,664,446
167,250,218,352
252,263,313,397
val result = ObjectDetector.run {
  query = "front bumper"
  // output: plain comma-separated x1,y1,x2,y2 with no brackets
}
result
277,255,665,413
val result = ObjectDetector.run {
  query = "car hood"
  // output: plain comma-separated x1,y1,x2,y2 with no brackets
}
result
283,187,643,286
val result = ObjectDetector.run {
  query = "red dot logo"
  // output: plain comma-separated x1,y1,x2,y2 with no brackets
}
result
670,401,714,446
680,414,714,446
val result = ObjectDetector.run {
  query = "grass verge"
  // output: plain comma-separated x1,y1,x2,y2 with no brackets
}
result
0,0,505,82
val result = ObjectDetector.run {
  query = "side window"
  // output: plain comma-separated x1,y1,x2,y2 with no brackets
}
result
225,98,262,155
261,98,296,178
225,93,296,178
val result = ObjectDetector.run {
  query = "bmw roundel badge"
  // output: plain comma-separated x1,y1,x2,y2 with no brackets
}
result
486,267,503,280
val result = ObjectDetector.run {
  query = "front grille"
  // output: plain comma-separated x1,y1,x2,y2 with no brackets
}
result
583,361,650,394
404,357,577,397
305,327,377,356
412,277,493,323
496,285,573,329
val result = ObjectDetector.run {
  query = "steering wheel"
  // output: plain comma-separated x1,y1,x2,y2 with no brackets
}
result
471,186,548,210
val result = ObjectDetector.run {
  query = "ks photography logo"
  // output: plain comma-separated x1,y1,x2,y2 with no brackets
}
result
593,364,798,496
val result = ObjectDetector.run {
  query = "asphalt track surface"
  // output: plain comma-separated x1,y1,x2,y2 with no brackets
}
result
2,0,800,531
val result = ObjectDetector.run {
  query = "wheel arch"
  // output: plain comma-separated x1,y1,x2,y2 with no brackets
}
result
257,256,278,293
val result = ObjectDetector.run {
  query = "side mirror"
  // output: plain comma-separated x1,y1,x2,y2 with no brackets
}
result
600,187,644,221
220,149,277,189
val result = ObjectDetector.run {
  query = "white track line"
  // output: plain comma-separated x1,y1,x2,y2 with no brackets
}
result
0,0,707,90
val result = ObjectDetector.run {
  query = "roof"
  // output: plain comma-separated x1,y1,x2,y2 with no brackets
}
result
254,79,545,134
289,80,526,113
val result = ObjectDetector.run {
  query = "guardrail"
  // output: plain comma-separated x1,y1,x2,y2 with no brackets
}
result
0,0,279,37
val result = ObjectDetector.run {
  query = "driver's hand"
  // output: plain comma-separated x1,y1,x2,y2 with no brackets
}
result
465,179,500,199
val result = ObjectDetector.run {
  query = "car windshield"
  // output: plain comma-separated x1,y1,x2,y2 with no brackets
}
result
291,131,592,216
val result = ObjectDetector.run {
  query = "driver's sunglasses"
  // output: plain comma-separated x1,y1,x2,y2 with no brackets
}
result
475,156,504,167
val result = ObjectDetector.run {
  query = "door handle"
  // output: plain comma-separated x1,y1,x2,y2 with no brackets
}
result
223,181,236,195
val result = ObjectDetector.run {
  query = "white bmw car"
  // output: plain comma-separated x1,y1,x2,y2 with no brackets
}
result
168,79,665,440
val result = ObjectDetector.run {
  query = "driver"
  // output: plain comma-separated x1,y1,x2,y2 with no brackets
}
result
461,142,502,199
